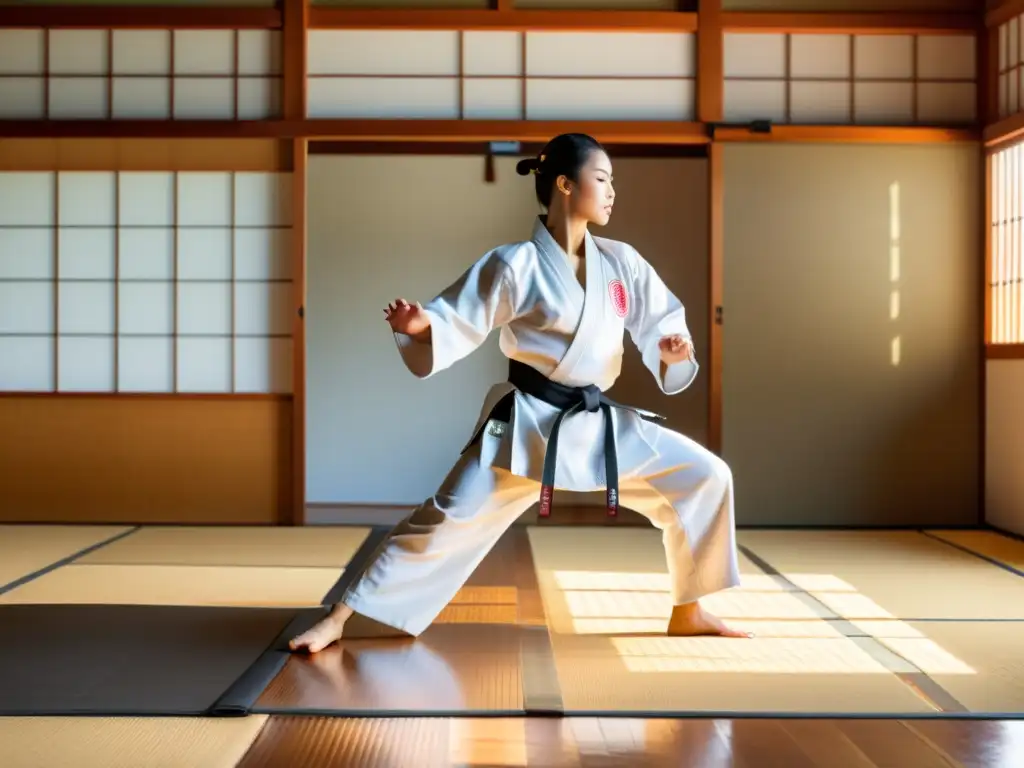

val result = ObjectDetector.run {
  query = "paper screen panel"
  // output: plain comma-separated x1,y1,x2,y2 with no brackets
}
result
990,144,1024,345
724,32,977,125
307,30,696,121
0,28,281,121
0,171,294,394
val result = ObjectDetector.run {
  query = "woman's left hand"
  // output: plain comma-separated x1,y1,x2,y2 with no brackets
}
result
658,334,693,365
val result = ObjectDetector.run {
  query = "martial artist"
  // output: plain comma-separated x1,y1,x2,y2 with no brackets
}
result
291,133,748,653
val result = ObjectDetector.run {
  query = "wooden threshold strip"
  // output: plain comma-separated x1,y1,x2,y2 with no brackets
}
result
986,343,1024,359
0,120,981,145
984,113,1024,149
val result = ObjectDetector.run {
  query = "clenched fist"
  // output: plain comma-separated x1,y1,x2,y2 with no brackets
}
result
384,298,431,343
658,334,693,365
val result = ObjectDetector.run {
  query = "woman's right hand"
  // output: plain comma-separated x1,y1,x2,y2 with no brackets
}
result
384,298,431,341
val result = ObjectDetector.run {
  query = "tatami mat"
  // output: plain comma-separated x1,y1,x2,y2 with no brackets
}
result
546,633,935,714
0,525,132,589
527,527,805,637
0,715,268,768
926,529,1024,574
0,564,341,607
526,527,1008,715
740,530,1024,620
861,620,1024,716
78,525,371,567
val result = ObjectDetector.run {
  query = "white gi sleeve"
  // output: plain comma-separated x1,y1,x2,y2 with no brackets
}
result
394,252,518,379
623,248,699,395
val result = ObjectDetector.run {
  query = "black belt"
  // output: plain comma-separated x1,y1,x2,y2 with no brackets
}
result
505,359,664,518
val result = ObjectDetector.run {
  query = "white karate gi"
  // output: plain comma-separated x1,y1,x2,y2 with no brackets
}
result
343,218,740,636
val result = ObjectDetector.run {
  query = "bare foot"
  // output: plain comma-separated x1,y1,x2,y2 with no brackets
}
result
289,604,353,654
667,602,752,638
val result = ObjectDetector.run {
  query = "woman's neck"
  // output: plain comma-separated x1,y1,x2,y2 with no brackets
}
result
544,210,588,258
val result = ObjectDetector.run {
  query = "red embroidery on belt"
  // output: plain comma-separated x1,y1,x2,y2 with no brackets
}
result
609,279,628,318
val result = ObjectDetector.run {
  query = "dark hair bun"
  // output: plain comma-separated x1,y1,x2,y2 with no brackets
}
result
515,158,538,176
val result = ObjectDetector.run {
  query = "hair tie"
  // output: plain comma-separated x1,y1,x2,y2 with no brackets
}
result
530,154,546,175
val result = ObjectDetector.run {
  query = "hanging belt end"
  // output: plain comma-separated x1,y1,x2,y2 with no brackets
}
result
539,485,554,518
607,488,618,517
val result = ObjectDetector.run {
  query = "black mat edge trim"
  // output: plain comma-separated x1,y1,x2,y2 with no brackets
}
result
0,525,141,596
738,543,971,715
207,608,327,717
320,526,392,606
920,530,1024,580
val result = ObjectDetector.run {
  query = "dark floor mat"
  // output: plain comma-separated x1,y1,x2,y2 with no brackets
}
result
0,604,321,716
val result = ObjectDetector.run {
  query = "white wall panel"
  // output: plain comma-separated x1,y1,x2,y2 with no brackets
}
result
59,172,117,226
789,81,849,123
118,337,173,393
998,15,1024,119
0,283,54,334
237,78,281,120
177,282,232,336
725,32,977,126
112,30,171,75
49,77,108,120
463,32,521,76
525,32,693,77
58,336,115,392
177,337,231,393
119,173,175,227
119,229,175,280
308,77,460,119
854,35,913,79
238,30,282,76
0,171,292,394
177,229,232,280
527,79,693,121
308,30,459,75
173,78,235,120
177,172,232,227
0,337,53,391
235,337,291,394
307,29,695,121
235,173,292,228
60,282,115,335
789,34,850,79
0,173,54,226
463,78,522,120
49,30,107,75
917,34,975,80
112,79,171,120
0,229,54,280
119,282,174,336
235,228,290,281
173,30,235,75
0,79,45,119
58,229,116,280
854,82,915,124
235,281,291,336
0,30,45,74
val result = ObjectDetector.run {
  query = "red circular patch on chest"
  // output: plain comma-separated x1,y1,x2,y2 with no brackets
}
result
608,279,629,318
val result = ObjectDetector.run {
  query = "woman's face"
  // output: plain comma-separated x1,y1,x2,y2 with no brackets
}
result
562,149,615,226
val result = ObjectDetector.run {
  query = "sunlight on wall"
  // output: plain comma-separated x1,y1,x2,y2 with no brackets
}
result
890,181,901,367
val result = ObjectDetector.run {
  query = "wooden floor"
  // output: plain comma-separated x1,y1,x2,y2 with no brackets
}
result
2,522,1023,767
235,716,1024,767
